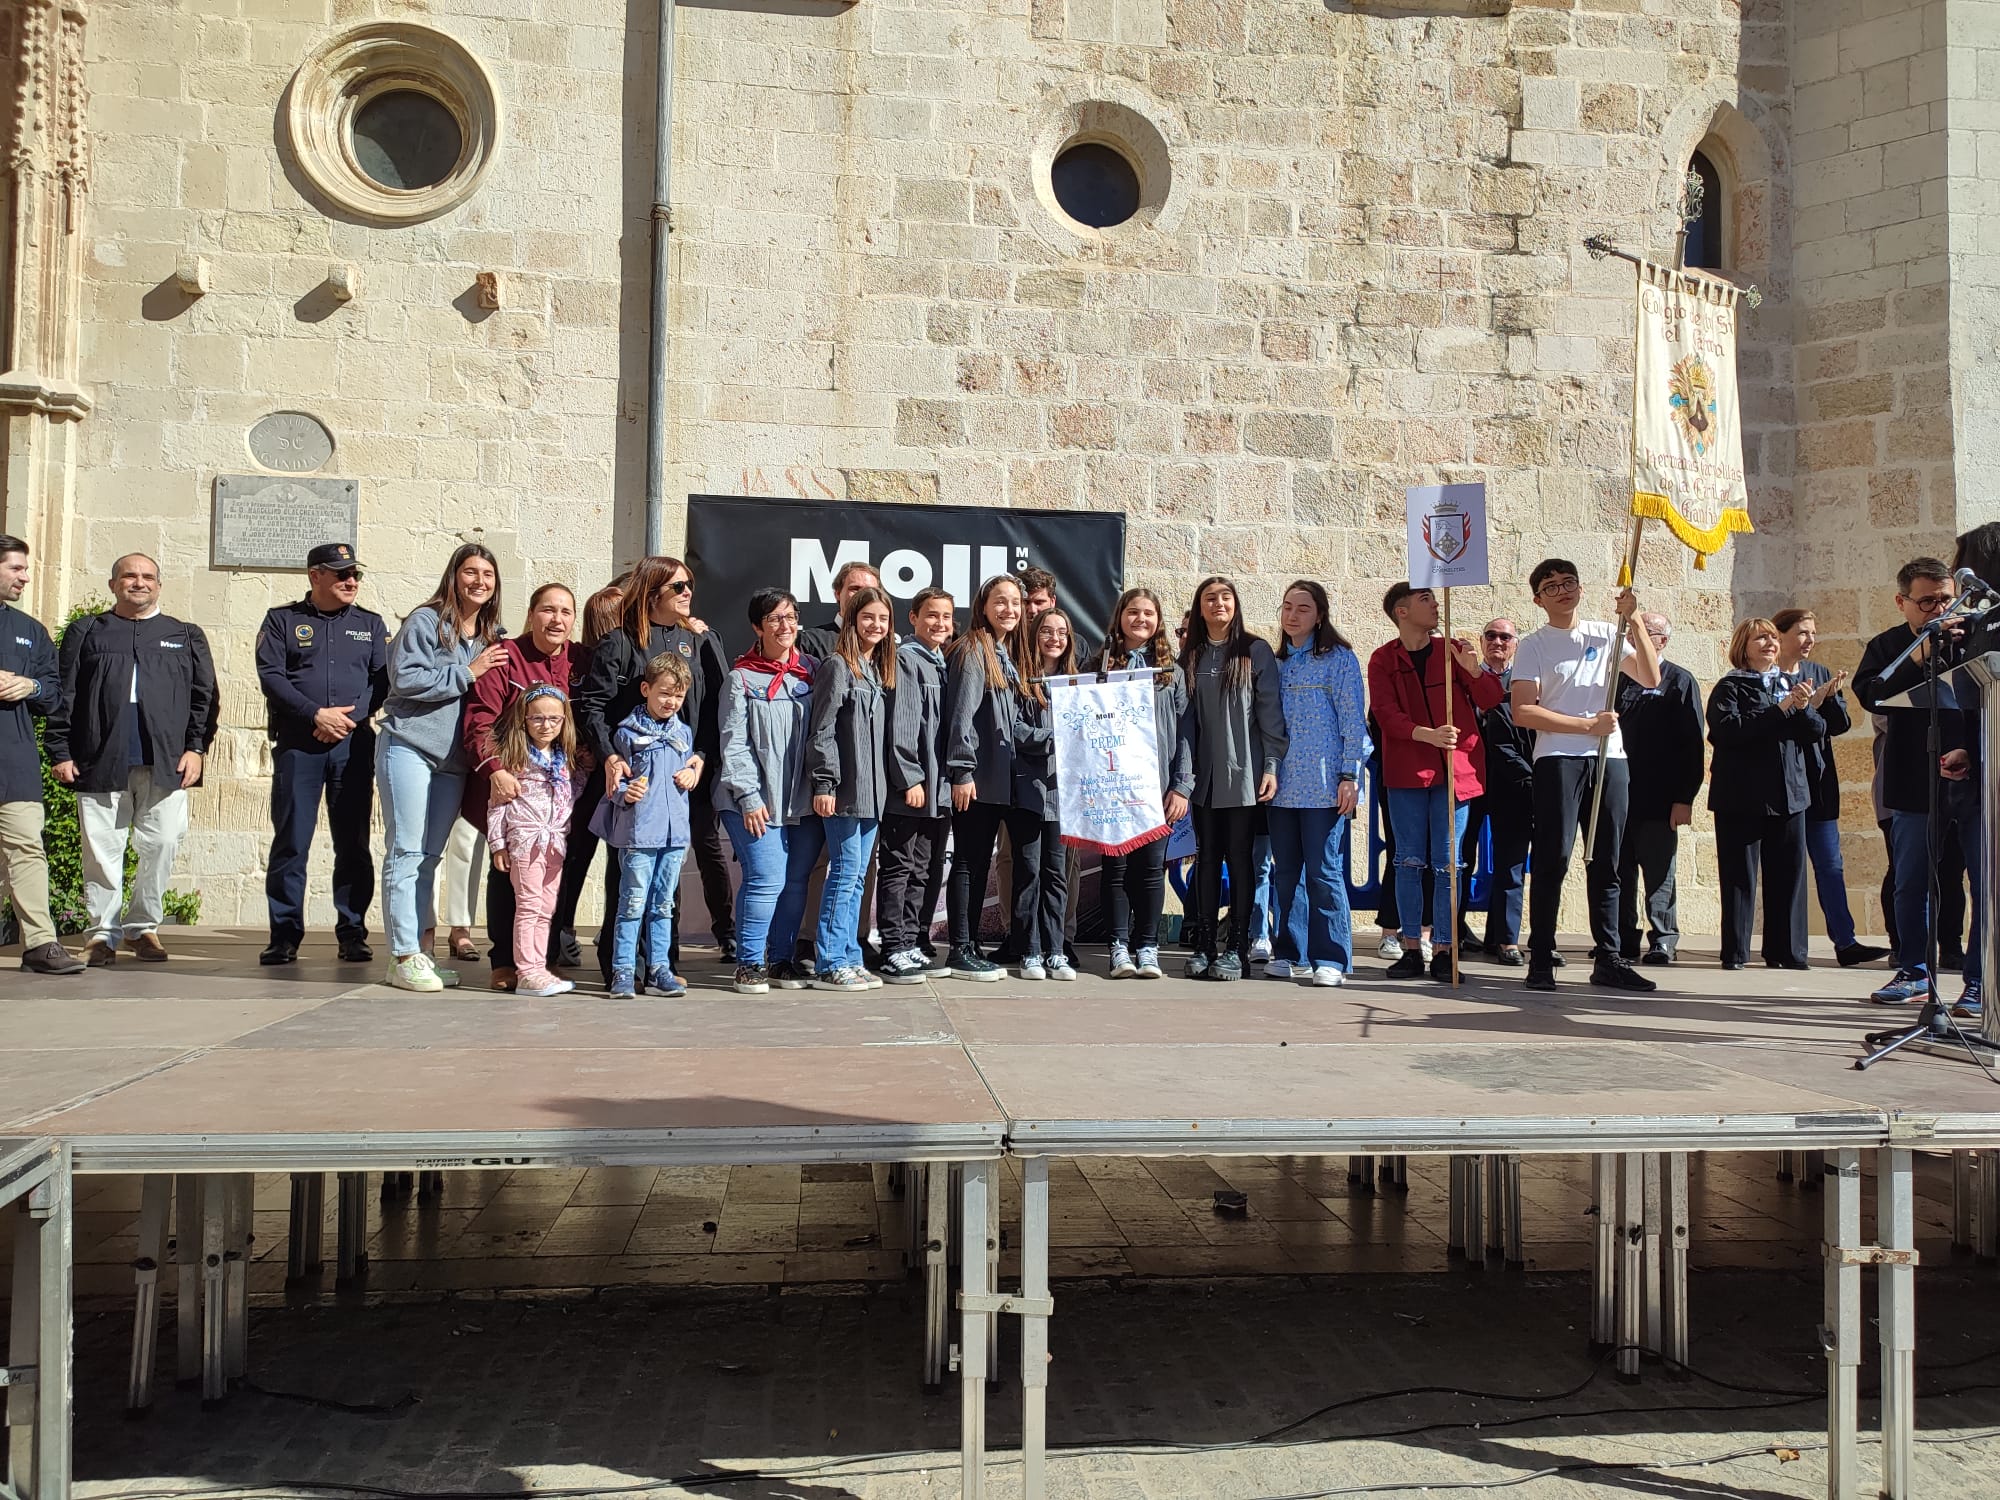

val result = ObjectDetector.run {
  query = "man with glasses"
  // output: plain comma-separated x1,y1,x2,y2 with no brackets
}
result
255,542,388,965
1614,612,1706,966
1464,618,1536,963
1509,558,1661,993
1856,556,1969,1004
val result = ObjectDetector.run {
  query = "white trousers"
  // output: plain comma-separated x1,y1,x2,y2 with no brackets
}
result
439,816,486,929
78,767,189,946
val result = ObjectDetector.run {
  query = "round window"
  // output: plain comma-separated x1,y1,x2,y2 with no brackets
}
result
1050,142,1141,229
352,89,464,191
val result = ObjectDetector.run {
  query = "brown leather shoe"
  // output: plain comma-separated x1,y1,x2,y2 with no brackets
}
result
83,939,116,967
21,942,85,975
489,965,518,992
129,931,169,962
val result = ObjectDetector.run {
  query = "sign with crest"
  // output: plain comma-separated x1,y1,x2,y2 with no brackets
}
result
1404,482,1489,589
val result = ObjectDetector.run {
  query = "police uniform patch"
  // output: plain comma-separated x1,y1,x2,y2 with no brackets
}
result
295,623,315,645
678,641,692,657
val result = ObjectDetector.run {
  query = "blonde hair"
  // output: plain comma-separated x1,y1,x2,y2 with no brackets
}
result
1727,618,1781,671
494,686,575,775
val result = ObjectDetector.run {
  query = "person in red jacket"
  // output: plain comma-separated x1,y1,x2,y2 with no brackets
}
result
461,583,584,991
1367,582,1504,981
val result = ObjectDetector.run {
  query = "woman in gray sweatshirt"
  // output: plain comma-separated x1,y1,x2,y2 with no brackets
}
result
715,587,820,993
1177,574,1288,982
803,586,896,990
376,544,509,992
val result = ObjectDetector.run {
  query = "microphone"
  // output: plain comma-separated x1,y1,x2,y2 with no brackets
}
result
1953,567,1998,601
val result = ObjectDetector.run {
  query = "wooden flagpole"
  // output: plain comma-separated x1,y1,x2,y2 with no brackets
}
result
1443,585,1460,986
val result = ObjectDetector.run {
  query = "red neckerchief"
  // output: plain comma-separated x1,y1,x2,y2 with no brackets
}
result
734,647,812,700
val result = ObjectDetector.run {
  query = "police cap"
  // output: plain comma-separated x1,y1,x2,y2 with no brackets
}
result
306,541,363,572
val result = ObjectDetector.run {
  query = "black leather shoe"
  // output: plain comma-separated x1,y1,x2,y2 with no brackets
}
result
1525,961,1557,992
20,942,84,975
259,942,299,966
1642,949,1673,967
1492,946,1525,967
1837,943,1889,968
1550,951,1567,968
337,939,374,964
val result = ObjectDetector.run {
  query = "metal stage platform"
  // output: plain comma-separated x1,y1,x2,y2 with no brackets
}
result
6,929,2000,1499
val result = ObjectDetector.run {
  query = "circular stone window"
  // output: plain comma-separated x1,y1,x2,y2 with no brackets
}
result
352,90,465,192
286,24,500,225
1032,97,1179,241
1051,142,1141,229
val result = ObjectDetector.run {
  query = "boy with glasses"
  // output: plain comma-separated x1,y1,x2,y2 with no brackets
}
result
1509,558,1661,992
1465,618,1536,962
1856,557,1974,1005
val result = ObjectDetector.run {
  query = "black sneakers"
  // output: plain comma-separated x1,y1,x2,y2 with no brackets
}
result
733,963,768,995
948,945,1002,982
1212,952,1244,981
1525,960,1557,992
1429,946,1455,982
1590,956,1658,993
1385,949,1426,980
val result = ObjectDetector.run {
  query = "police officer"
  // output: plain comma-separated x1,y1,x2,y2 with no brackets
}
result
255,542,388,965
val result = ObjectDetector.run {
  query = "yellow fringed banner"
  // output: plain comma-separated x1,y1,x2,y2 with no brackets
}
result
1630,261,1753,567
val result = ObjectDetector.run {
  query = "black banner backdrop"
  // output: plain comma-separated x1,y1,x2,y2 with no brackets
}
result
684,495,1127,643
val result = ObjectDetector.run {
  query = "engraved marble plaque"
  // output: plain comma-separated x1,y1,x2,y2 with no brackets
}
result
247,411,335,473
212,475,359,570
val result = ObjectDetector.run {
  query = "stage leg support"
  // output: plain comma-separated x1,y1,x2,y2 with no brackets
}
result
1822,1149,1862,1500
125,1175,171,1413
1877,1147,1916,1500
222,1176,249,1384
923,1164,949,1390
174,1176,198,1388
957,1161,994,1500
198,1179,226,1409
1663,1153,1689,1370
1019,1157,1050,1500
1589,1155,1615,1351
1641,1154,1663,1361
6,1151,72,1500
1615,1152,1643,1379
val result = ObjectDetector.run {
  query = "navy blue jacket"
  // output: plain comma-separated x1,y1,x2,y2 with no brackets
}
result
589,706,696,851
256,597,389,749
0,601,59,803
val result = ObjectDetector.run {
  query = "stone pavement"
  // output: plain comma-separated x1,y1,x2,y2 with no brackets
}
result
65,1266,2000,1499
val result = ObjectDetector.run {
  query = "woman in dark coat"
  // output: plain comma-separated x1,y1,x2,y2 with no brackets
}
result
1707,617,1824,971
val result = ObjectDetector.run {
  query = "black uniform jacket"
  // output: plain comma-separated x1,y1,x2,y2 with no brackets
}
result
1705,670,1821,820
256,597,389,749
0,601,60,803
45,610,219,791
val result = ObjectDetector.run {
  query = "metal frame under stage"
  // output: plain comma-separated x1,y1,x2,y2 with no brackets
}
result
2,1138,69,1500
979,1130,1945,1500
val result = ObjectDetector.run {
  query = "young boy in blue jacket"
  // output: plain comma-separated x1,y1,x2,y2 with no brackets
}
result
590,653,700,997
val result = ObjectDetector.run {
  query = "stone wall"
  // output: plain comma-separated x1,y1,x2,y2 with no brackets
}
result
23,0,1960,940
1946,0,2000,521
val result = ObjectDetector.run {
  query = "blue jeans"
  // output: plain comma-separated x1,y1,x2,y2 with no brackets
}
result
1386,786,1469,943
817,814,880,971
612,846,686,979
1248,835,1275,943
1268,807,1352,970
375,737,465,957
720,810,825,966
1804,817,1859,950
1889,806,1983,982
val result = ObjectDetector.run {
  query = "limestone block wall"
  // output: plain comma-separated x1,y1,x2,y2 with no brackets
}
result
70,0,640,924
1946,0,2000,521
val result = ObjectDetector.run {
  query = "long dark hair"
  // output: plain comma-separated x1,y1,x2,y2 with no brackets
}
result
1276,579,1351,659
1953,523,2000,591
948,574,1033,692
418,543,503,649
1179,575,1257,687
1086,586,1176,683
581,573,629,648
619,555,691,644
833,586,897,689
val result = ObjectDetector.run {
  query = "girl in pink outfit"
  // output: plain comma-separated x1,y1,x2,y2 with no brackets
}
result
487,684,579,997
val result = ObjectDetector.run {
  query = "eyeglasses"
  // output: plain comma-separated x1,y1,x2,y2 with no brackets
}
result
330,569,361,583
764,613,798,628
662,579,693,595
526,714,566,727
1482,631,1514,642
1906,592,1954,612
1536,577,1582,597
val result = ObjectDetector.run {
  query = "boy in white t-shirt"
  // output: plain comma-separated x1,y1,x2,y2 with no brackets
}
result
1508,557,1662,993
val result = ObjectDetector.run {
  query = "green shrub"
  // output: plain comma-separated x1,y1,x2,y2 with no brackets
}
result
161,889,202,926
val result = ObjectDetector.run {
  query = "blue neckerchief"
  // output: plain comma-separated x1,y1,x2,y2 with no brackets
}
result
528,745,565,775
998,648,1019,687
909,642,945,672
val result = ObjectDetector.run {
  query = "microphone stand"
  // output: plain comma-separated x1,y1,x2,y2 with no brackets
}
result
1857,602,2000,1069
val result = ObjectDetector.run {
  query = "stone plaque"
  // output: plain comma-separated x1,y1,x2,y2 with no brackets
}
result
247,410,335,473
212,475,359,570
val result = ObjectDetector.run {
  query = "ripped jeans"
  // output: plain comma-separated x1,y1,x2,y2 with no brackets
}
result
611,845,687,981
1385,786,1469,945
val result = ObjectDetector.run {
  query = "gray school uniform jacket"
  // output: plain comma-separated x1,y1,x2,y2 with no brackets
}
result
1184,636,1290,809
714,656,818,826
886,640,949,820
945,641,1028,806
1012,690,1057,820
805,653,888,820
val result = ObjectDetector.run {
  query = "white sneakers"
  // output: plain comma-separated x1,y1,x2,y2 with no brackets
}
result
388,953,444,993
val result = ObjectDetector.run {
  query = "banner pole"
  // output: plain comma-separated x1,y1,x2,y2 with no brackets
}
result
1444,586,1460,987
1583,518,1645,865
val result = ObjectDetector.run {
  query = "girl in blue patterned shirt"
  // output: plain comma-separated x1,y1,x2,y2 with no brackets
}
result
1270,580,1369,985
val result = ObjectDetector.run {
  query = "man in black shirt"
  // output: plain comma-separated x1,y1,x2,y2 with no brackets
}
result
1615,612,1707,964
0,535,83,974
1855,556,1970,1004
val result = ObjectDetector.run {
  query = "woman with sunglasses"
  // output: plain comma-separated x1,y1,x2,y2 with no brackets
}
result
575,556,730,983
461,582,583,990
377,544,509,993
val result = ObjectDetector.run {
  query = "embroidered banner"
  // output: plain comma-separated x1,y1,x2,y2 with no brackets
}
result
1631,260,1752,567
1047,668,1168,856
